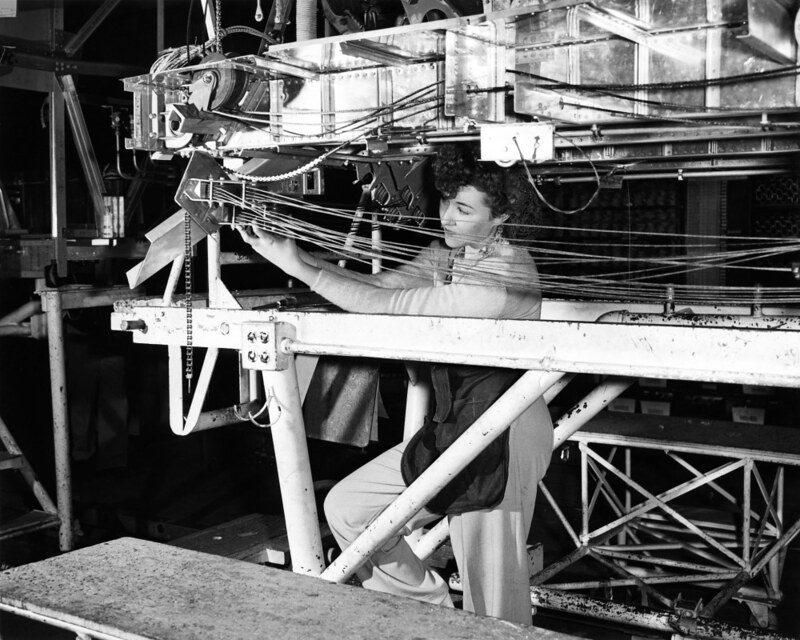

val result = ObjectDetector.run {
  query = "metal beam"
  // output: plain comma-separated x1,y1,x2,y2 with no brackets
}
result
113,307,800,388
58,74,107,232
62,0,122,57
48,74,67,276
9,50,144,78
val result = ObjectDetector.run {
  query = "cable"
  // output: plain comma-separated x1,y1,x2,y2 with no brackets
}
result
515,135,601,215
203,175,800,304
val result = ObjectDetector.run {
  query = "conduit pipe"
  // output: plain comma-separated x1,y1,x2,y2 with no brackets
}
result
403,362,431,440
321,369,564,584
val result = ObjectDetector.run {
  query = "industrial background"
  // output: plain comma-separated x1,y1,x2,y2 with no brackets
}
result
1,1,800,639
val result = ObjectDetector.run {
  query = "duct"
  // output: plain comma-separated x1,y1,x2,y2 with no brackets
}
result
736,0,797,65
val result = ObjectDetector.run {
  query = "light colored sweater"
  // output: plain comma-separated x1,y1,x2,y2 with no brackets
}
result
310,241,542,320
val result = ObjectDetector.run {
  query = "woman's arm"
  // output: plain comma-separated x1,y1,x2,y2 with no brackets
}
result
236,225,540,319
310,268,531,318
300,247,432,289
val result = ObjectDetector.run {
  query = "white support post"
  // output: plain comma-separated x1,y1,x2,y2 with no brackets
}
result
168,345,185,434
161,255,185,305
182,348,220,433
370,213,381,274
262,358,325,575
41,289,73,551
402,363,431,441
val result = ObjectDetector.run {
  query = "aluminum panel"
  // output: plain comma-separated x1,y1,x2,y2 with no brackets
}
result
444,22,502,121
650,0,710,28
719,31,797,109
648,31,707,114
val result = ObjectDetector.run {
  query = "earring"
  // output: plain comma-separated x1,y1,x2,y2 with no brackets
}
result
480,225,505,255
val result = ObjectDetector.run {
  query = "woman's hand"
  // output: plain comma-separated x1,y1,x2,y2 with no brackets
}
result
235,224,304,278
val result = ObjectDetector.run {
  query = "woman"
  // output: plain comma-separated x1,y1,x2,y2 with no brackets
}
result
237,145,553,625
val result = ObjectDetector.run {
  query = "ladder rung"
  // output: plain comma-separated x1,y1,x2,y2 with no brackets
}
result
0,510,60,540
0,451,23,471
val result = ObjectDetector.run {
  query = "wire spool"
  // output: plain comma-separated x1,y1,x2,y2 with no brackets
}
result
190,53,250,111
209,66,249,110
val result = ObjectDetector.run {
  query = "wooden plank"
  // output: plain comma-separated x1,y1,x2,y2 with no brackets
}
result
571,412,800,465
0,537,578,640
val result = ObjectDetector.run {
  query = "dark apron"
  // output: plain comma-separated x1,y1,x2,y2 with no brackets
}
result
400,364,523,515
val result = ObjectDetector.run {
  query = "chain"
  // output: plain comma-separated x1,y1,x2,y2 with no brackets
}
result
183,208,194,394
215,0,223,54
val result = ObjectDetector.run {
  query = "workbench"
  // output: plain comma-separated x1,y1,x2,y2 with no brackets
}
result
0,537,576,640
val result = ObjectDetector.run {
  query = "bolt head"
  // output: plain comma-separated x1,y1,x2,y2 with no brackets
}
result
259,332,269,343
247,331,257,342
248,351,257,361
260,353,270,363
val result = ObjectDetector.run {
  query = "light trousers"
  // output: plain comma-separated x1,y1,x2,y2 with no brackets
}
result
323,397,553,625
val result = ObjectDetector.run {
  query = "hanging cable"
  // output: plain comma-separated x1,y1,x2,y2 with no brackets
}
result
514,136,601,215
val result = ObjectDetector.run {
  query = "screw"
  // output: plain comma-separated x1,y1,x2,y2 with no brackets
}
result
260,353,270,363
259,332,269,343
247,331,257,342
220,323,230,335
248,351,257,362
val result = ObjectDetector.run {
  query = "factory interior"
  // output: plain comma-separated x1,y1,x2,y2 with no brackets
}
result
1,0,800,638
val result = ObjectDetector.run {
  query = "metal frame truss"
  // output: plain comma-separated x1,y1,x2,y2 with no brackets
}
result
534,413,800,634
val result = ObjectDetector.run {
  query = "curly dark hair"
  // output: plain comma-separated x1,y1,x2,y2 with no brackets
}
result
432,143,540,240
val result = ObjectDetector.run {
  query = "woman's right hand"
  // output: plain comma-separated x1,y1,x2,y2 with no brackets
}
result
235,223,304,278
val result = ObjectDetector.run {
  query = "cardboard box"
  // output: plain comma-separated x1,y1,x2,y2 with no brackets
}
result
639,377,668,389
641,400,671,416
732,406,765,425
608,397,636,413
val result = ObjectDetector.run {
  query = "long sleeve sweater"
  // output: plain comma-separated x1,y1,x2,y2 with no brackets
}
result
309,241,542,320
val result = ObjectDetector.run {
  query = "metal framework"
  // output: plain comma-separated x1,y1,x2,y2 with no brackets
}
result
535,413,800,629
110,227,800,636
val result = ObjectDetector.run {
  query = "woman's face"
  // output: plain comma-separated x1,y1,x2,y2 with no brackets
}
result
439,185,502,250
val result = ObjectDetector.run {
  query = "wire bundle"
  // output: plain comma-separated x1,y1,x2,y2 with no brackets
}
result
206,180,800,305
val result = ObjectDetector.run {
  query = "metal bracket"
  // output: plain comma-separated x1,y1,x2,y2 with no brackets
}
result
241,321,296,371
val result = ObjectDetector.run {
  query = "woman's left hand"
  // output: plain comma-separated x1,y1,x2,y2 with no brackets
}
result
236,224,303,277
